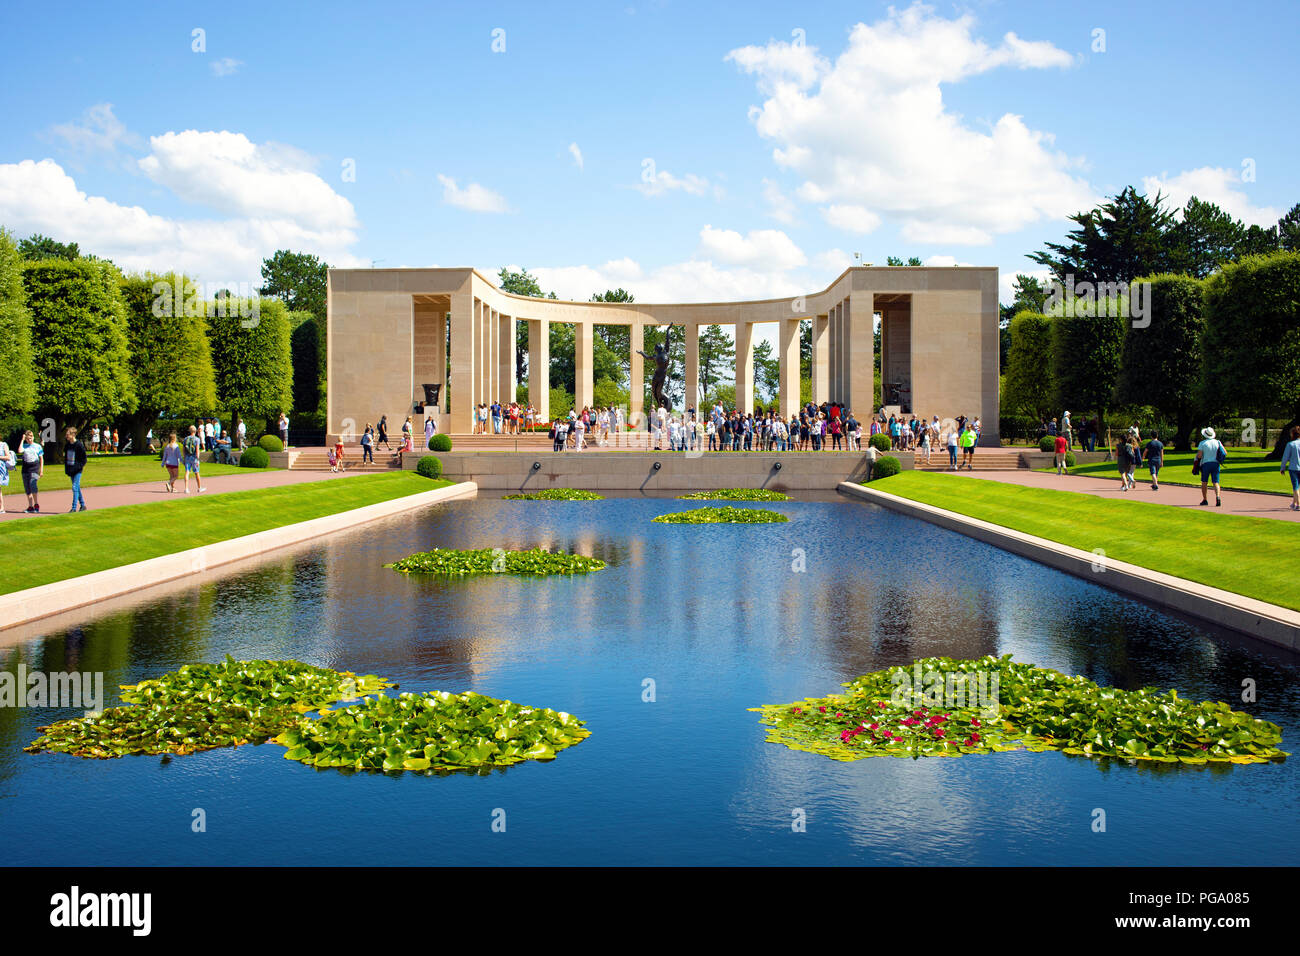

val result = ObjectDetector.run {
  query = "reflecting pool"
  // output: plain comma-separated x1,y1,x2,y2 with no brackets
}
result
2,494,1296,865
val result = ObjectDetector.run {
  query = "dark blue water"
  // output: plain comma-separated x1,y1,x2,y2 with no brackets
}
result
2,495,1296,865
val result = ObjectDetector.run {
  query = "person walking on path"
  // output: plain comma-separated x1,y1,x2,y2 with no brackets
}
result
1054,432,1069,476
63,427,88,512
19,429,43,513
1124,431,1141,489
1144,432,1165,491
958,423,977,469
1194,426,1225,507
377,415,391,450
182,425,206,494
1280,424,1300,511
0,434,13,514
1115,433,1133,490
161,432,182,492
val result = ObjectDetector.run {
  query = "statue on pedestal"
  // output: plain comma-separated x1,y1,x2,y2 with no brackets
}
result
636,324,676,413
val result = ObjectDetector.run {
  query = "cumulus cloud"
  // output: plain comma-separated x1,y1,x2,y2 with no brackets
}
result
1142,166,1282,227
568,142,584,170
138,131,357,231
437,174,511,213
697,225,807,271
726,3,1093,245
0,158,364,281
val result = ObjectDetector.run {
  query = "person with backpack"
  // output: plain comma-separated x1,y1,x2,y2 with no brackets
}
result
19,429,43,513
1194,426,1225,507
183,425,206,494
64,427,88,512
1281,425,1300,511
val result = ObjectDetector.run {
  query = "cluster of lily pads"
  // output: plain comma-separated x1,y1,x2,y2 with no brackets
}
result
24,657,392,759
752,655,1287,765
652,505,788,524
502,488,604,500
278,690,590,773
676,488,790,501
386,546,605,576
25,658,591,774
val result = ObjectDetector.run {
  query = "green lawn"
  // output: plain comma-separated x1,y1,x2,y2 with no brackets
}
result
10,454,259,492
865,471,1300,611
0,472,452,595
1057,448,1291,495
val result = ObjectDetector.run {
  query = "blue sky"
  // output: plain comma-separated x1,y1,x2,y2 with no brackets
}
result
1,0,1296,308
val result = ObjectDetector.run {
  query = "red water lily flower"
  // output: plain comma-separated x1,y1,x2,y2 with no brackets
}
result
971,719,981,727
819,706,827,713
793,707,802,715
934,729,945,738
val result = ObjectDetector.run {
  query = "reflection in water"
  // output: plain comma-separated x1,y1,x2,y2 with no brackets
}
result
0,496,1296,865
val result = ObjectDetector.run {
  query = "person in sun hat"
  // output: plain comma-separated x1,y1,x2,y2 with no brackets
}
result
1194,426,1225,507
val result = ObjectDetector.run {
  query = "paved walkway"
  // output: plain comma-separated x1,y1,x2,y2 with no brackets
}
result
960,469,1300,523
0,467,357,521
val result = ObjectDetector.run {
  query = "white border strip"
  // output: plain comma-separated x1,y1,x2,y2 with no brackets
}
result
839,481,1299,650
0,480,479,632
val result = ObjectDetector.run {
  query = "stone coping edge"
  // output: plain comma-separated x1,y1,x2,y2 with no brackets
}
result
838,481,1299,651
0,480,479,632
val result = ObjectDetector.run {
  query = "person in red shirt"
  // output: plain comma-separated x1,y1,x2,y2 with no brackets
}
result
1054,434,1069,475
334,439,346,472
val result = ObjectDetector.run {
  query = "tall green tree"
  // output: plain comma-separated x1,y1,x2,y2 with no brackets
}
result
1115,275,1204,449
0,229,35,416
753,338,780,402
118,273,218,451
259,250,329,317
288,310,323,416
1031,186,1176,285
886,256,923,266
698,324,734,401
1049,305,1126,431
22,258,136,438
1279,203,1300,253
1003,311,1054,420
207,296,293,432
1200,251,1300,460
1167,197,1246,278
18,234,81,261
592,288,634,387
498,266,557,383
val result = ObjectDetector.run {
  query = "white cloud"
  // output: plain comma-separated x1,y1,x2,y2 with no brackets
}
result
999,267,1053,305
697,225,806,271
1142,166,1282,227
46,103,141,163
0,158,364,282
568,142,584,170
437,174,511,213
822,204,881,234
726,4,1093,245
634,164,710,197
211,57,243,77
761,178,797,224
138,131,356,231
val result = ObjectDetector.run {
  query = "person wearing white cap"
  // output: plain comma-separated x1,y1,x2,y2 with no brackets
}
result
1194,426,1225,507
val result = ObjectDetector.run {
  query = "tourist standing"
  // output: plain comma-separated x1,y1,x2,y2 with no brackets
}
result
237,418,247,450
865,441,878,482
1193,427,1225,506
183,425,206,493
161,432,182,492
958,423,976,469
424,416,434,448
361,424,374,464
1125,433,1141,488
377,415,390,450
1054,432,1069,476
278,412,289,449
64,427,88,512
19,429,43,513
1280,425,1300,511
946,426,959,470
401,416,413,450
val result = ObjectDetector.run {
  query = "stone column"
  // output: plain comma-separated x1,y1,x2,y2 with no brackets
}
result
735,321,754,413
684,323,699,415
629,322,644,426
489,307,500,403
477,300,489,404
846,296,872,417
778,317,800,419
528,318,549,422
498,313,515,405
450,294,477,432
432,311,447,414
575,321,594,412
811,313,829,405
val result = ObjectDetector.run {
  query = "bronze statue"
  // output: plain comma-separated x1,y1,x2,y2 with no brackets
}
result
636,325,676,413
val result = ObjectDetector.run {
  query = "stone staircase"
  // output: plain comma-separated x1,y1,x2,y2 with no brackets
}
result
289,445,403,472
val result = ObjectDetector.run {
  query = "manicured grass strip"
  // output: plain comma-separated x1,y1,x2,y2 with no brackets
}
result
9,454,262,492
866,471,1300,611
0,473,452,595
1057,449,1290,495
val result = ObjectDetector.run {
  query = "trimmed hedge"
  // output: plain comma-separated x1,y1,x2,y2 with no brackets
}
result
258,434,283,453
1038,435,1056,452
240,446,270,468
416,455,443,479
869,433,892,452
872,456,901,480
428,433,453,452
